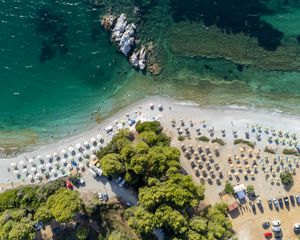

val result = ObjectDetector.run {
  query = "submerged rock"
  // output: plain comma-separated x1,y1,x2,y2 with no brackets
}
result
101,13,150,71
101,15,116,30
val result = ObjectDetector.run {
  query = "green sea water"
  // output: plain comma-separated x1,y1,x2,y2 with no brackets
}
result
1,0,300,155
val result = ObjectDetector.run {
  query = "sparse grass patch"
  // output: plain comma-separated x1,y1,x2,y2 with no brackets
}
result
196,136,210,142
264,146,276,154
282,148,299,156
211,138,225,146
234,139,255,148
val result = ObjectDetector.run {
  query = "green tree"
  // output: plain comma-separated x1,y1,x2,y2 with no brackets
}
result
135,121,162,134
75,225,89,240
126,206,157,235
189,217,207,234
47,189,82,223
100,153,124,177
155,205,188,235
0,210,35,240
280,171,293,185
34,205,52,223
138,131,158,146
224,182,234,195
139,174,204,212
206,203,232,239
108,230,129,240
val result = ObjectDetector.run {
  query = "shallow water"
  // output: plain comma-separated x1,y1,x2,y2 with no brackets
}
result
0,0,300,155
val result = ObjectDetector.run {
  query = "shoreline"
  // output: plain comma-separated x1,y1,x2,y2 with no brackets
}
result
1,95,300,186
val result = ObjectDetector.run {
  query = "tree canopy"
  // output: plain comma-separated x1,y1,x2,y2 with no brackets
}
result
96,123,180,187
0,179,82,240
280,171,293,185
47,189,82,223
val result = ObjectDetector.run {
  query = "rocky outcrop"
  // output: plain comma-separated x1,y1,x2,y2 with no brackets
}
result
101,13,147,71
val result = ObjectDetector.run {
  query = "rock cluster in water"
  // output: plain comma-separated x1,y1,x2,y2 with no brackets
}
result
101,14,147,71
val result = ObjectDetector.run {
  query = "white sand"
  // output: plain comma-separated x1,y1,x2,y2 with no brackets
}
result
1,96,300,189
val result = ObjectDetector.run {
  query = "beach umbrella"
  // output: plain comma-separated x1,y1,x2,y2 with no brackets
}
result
76,143,81,149
51,169,56,174
37,155,42,160
22,169,28,174
234,172,239,176
39,165,45,170
96,134,103,140
149,103,154,109
205,146,210,150
68,146,74,153
53,152,58,158
83,141,89,147
76,153,82,160
66,164,72,169
61,149,66,155
13,170,19,175
19,161,25,167
31,167,37,173
90,154,97,160
61,158,66,164
83,150,88,157
46,155,51,161
227,172,232,177
28,158,34,164
27,175,33,180
78,163,84,169
46,163,52,169
90,147,96,153
91,137,96,143
35,173,41,178
11,162,16,168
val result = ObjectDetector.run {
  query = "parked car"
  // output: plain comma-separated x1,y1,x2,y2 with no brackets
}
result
273,198,279,208
284,196,289,205
119,179,126,188
115,176,123,184
79,178,85,185
256,197,262,205
278,198,283,207
268,199,273,208
290,195,295,205
272,220,281,227
294,223,300,230
272,226,281,232
295,195,300,204
273,229,282,238
264,232,272,238
66,180,73,189
98,192,108,202
89,168,99,178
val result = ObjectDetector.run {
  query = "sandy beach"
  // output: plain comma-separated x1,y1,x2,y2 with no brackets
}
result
1,96,300,190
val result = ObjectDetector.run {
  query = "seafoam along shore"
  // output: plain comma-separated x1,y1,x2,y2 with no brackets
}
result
1,97,300,188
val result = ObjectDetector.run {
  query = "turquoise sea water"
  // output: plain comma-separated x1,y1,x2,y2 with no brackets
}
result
0,0,135,150
1,0,300,155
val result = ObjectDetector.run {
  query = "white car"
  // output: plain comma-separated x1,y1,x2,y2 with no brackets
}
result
294,223,300,230
119,179,126,188
272,220,281,227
